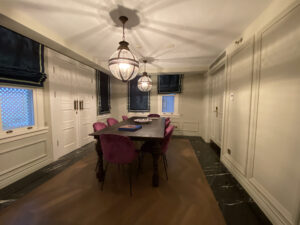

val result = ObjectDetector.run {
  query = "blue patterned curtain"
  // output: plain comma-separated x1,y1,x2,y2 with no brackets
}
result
158,74,183,93
96,71,110,115
128,75,150,112
0,26,46,87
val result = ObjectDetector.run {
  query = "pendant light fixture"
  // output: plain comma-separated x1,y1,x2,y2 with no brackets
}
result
108,16,139,82
138,60,152,92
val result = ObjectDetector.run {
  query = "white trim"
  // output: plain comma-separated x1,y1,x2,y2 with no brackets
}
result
0,127,48,143
222,155,294,225
157,93,179,116
0,85,41,137
0,139,47,176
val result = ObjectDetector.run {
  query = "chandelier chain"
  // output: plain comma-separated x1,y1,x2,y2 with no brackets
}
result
122,22,125,41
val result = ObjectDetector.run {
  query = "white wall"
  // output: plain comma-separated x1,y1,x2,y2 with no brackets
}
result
217,1,300,225
0,71,53,189
107,73,208,138
0,47,98,188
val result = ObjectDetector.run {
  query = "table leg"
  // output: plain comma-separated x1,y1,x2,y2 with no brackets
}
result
96,140,104,182
152,141,161,187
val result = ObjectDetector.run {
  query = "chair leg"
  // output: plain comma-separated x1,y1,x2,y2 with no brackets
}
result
140,152,144,173
95,160,100,171
128,163,133,196
163,154,168,168
101,162,109,191
137,155,141,178
162,155,168,180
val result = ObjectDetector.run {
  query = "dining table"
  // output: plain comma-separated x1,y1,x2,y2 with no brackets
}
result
89,116,166,187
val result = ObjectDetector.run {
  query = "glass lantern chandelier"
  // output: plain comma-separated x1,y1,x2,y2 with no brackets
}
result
138,60,152,92
108,16,139,82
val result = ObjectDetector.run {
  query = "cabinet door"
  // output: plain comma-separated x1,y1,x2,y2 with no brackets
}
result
77,66,96,147
210,66,225,147
51,59,78,158
224,38,254,175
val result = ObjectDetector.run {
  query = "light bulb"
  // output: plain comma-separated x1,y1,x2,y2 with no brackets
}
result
119,63,130,70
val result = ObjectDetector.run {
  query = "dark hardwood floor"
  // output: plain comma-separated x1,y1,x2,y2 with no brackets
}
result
0,138,225,225
0,136,272,225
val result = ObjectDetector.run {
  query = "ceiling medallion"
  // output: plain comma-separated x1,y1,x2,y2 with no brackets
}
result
108,16,139,82
138,60,152,92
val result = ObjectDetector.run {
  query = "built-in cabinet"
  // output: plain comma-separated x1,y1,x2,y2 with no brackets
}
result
48,49,96,160
209,65,225,147
223,37,254,175
221,3,300,225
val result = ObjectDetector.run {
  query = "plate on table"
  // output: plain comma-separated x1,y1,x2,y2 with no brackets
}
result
148,117,159,120
134,118,152,123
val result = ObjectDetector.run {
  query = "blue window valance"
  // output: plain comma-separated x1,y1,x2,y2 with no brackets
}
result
96,71,110,115
128,75,150,112
158,74,183,94
0,26,46,87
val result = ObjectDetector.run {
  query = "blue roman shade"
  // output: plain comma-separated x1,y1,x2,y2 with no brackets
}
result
96,71,110,115
158,74,183,94
128,75,150,112
0,26,46,87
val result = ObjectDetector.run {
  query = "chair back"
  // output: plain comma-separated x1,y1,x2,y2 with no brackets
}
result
107,118,118,127
100,134,137,164
93,122,107,132
122,115,129,121
165,120,171,128
148,114,160,117
161,125,174,154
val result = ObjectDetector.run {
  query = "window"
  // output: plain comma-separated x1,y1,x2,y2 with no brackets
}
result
158,74,183,94
162,95,174,113
96,71,110,115
128,75,150,112
158,94,179,115
0,86,35,132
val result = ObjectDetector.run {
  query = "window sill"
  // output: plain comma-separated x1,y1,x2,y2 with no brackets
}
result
160,113,181,118
0,127,49,143
97,114,111,120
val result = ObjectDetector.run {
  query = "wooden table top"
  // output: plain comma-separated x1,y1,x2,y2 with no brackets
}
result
89,117,165,140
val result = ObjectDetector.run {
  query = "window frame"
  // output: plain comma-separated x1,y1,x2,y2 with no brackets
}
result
158,93,180,116
0,84,39,137
96,71,111,115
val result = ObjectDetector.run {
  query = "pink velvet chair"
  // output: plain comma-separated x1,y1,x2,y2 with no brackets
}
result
122,115,129,121
107,118,118,127
93,122,107,132
141,125,174,180
93,122,108,171
100,134,139,196
148,113,160,118
165,119,171,128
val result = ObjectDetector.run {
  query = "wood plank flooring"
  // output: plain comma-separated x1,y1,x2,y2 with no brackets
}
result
0,138,226,225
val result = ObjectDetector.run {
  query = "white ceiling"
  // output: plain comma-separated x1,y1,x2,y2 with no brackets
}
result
1,0,272,73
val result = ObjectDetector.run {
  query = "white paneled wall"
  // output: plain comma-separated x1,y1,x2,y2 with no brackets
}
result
0,81,52,189
220,1,300,225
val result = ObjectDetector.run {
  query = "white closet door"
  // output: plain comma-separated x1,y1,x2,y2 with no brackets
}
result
225,39,254,175
52,59,79,157
210,66,225,147
77,66,96,147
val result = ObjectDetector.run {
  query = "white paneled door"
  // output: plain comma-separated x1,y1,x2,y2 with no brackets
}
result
77,65,96,147
49,50,96,160
210,66,225,147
